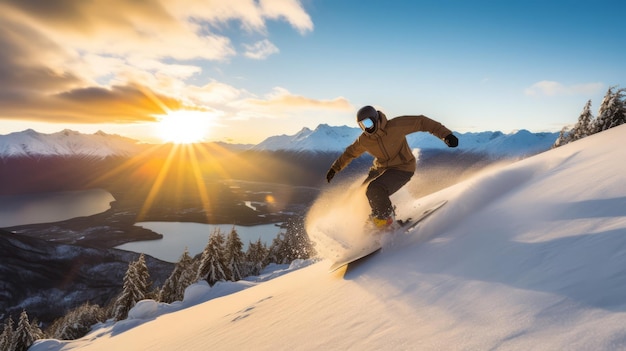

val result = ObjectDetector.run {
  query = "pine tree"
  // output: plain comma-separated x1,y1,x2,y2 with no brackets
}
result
266,220,315,265
572,99,594,141
554,99,595,148
12,310,42,351
592,86,626,133
552,126,572,148
159,248,194,303
266,232,288,264
554,86,626,148
224,227,246,281
133,254,152,298
113,255,151,321
282,220,315,261
46,302,106,340
245,238,268,276
0,318,14,351
29,318,44,341
196,228,229,286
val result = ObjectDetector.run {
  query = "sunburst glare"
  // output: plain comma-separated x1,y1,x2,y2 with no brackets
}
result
156,110,212,144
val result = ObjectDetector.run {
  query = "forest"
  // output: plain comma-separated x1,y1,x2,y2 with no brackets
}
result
0,221,313,351
554,86,626,147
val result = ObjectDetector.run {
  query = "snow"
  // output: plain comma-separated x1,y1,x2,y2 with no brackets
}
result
32,124,626,350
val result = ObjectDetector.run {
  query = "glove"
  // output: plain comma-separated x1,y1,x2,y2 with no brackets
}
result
444,134,458,148
326,168,336,183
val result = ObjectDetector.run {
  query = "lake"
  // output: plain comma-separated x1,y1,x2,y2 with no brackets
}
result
0,189,115,228
115,222,284,262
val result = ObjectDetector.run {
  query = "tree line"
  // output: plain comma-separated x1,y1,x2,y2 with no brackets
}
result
0,221,314,351
553,86,626,147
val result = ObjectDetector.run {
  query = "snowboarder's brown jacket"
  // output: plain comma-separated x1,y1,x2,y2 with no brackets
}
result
330,111,452,174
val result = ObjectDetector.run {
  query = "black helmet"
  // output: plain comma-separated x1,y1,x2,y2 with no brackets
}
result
357,105,379,135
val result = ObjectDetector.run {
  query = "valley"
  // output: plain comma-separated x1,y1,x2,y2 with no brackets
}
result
0,128,554,328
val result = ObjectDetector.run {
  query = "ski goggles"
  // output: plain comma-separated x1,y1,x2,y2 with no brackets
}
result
358,117,375,131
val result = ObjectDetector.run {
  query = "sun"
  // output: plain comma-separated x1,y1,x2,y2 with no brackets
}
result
156,110,211,144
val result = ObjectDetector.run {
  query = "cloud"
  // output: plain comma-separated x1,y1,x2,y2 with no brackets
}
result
0,0,313,126
186,81,244,105
259,0,314,35
0,84,184,124
243,39,280,60
247,87,352,110
524,81,604,97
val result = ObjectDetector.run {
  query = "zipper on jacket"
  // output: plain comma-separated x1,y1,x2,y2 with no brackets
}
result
375,134,391,167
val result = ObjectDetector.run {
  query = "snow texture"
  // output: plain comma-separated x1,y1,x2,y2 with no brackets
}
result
32,125,626,351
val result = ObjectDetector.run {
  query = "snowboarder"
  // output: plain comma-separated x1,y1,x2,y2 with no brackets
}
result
325,105,458,230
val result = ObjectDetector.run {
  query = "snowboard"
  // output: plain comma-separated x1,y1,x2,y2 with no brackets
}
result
328,200,447,273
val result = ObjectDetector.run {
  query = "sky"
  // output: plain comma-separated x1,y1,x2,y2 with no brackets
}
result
1,0,625,144
31,124,626,350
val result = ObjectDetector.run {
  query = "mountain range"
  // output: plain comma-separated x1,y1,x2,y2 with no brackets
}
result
0,129,143,158
253,124,559,157
0,125,559,159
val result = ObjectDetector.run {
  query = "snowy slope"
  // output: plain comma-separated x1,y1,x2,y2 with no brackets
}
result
33,125,626,351
0,129,143,158
254,124,558,158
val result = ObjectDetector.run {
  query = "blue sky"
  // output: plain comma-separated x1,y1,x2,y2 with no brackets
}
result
0,0,624,143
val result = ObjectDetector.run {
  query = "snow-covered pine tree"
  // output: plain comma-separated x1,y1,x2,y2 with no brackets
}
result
282,221,315,261
266,232,288,264
29,317,44,341
159,248,194,303
224,227,246,281
196,228,229,286
133,254,152,298
112,255,151,321
12,310,43,351
46,302,106,340
552,126,572,148
554,99,595,148
177,250,199,293
0,318,14,351
246,238,268,276
592,86,626,133
266,220,315,265
572,99,594,141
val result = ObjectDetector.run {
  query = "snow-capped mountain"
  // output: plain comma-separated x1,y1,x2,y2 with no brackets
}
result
254,124,559,158
253,124,362,152
0,129,143,158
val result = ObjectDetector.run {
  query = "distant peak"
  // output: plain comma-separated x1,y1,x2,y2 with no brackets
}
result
58,129,80,136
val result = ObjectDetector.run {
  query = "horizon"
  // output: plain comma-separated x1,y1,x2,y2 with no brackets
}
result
0,124,559,147
0,1,624,144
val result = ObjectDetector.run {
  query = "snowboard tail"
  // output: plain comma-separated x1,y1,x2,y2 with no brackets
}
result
328,200,448,273
328,244,382,273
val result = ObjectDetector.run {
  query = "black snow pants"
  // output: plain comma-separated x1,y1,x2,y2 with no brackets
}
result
364,169,413,219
